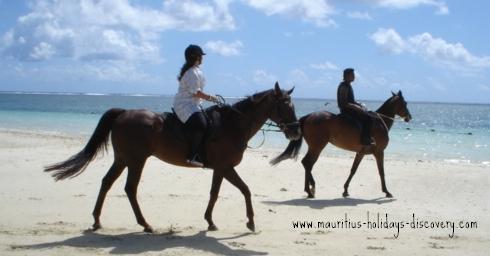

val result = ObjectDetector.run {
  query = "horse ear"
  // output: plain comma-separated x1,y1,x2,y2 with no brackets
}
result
398,90,403,97
274,81,281,96
287,86,295,95
391,91,396,97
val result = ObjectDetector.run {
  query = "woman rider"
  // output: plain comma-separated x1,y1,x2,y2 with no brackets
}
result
173,44,218,167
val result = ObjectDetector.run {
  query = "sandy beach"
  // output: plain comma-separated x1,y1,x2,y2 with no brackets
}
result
0,129,489,255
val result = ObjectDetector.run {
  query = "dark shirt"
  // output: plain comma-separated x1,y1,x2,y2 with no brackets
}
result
337,81,355,113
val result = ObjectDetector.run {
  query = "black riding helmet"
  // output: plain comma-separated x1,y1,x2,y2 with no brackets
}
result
185,44,206,63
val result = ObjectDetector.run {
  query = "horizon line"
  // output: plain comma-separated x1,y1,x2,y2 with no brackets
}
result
0,90,489,106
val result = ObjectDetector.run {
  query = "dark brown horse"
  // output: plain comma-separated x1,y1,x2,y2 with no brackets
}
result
271,91,412,198
44,82,300,233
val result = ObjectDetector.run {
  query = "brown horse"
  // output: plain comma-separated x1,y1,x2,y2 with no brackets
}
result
44,82,300,233
271,91,412,199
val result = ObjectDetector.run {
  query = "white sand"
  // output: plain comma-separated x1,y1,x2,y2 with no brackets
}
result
0,130,489,255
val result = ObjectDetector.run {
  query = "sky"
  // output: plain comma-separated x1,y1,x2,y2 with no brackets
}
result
0,0,489,104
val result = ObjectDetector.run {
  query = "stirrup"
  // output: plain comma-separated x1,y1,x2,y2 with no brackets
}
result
186,156,204,167
361,136,375,146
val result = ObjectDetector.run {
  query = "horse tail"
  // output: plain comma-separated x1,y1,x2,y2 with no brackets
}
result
44,108,126,181
269,115,307,166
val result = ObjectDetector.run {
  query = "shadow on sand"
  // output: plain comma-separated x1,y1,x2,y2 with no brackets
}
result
263,197,396,209
16,229,268,255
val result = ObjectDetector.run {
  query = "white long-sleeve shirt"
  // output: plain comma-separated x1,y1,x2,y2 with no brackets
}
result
173,66,206,123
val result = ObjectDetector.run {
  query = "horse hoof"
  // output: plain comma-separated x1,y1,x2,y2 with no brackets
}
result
386,193,393,198
92,223,102,231
246,222,255,232
342,192,349,198
307,194,315,199
208,224,218,231
143,226,154,233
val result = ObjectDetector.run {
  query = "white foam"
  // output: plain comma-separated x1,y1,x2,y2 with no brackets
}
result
83,93,107,96
444,159,471,164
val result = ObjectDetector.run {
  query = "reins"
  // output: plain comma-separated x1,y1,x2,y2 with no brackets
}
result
246,129,266,149
263,121,299,132
376,112,396,121
262,122,284,132
213,95,299,149
375,112,390,132
247,121,300,149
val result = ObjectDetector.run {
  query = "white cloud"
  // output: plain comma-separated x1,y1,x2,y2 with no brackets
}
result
284,68,327,89
347,11,373,20
205,40,243,56
285,68,333,90
30,42,55,60
289,69,309,83
243,0,336,27
371,0,449,15
408,33,490,69
2,60,153,83
479,85,490,92
370,28,407,54
310,61,338,70
286,68,325,90
0,0,235,62
427,77,446,91
370,28,490,71
253,69,277,85
76,61,153,82
0,0,454,64
242,0,448,27
163,0,235,31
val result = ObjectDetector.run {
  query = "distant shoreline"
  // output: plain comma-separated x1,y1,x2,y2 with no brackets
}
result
1,128,488,168
1,90,489,105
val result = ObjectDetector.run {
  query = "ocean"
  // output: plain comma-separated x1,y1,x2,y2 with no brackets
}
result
1,92,489,166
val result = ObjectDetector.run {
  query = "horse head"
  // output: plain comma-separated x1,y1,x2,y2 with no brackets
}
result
266,82,301,140
391,90,412,122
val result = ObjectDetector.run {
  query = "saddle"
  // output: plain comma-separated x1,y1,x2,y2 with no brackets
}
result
336,111,379,129
336,112,362,130
160,105,226,145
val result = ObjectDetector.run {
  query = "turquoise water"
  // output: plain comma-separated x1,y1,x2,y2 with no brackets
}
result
1,92,489,165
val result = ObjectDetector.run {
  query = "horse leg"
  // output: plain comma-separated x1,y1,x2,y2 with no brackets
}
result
125,159,153,232
92,159,125,231
223,168,255,232
342,153,364,197
374,151,392,198
301,149,321,198
204,169,224,231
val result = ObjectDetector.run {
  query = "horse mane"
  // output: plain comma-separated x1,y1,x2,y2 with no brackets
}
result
376,95,397,114
232,89,273,112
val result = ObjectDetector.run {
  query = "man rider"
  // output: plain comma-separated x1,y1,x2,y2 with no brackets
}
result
337,68,375,146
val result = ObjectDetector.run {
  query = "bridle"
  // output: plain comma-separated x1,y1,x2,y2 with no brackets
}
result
264,121,299,133
247,97,300,149
375,97,411,131
270,95,300,132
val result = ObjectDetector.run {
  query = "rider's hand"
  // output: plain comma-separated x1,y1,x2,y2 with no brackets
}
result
208,95,219,103
358,102,367,111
